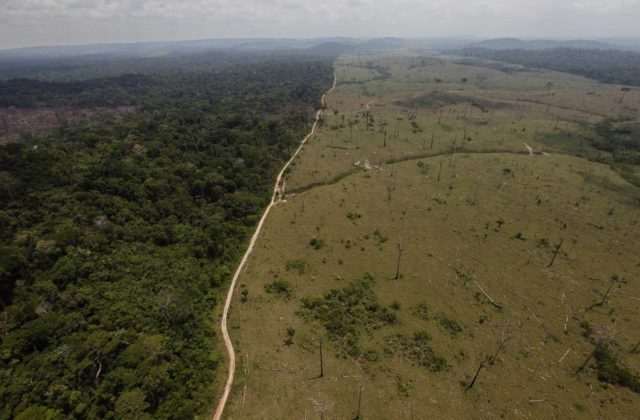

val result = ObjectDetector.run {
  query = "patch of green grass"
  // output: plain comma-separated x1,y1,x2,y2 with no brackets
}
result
285,259,310,275
373,229,388,249
396,376,414,397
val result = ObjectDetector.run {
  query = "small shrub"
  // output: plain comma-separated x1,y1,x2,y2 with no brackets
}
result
285,259,309,275
594,345,640,393
265,280,293,299
437,314,463,337
362,349,379,362
284,327,296,346
299,273,394,357
309,238,325,250
385,332,448,372
240,287,249,303
373,229,388,249
396,376,414,397
514,232,526,241
412,303,429,320
417,161,429,174
537,238,550,248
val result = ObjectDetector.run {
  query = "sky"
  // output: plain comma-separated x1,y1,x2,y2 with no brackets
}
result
1,0,640,50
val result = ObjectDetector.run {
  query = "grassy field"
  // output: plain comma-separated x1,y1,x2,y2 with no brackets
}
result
222,52,640,419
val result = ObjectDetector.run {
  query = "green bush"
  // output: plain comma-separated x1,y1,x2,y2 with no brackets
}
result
309,238,326,250
594,346,640,393
385,332,448,372
437,314,463,337
299,273,394,357
265,280,293,299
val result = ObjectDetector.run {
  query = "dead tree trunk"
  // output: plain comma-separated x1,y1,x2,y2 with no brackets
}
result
395,243,403,279
489,337,512,365
319,337,324,378
547,239,564,268
589,275,619,310
576,344,600,375
448,140,456,167
465,358,488,391
355,380,363,419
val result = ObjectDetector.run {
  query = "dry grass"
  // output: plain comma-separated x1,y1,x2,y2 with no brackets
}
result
222,52,640,419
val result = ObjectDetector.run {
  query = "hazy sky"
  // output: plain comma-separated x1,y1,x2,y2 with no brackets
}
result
1,0,640,49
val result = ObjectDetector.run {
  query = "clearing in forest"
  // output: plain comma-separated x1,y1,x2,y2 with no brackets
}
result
223,52,640,419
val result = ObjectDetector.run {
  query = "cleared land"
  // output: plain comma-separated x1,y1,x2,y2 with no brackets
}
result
222,52,640,419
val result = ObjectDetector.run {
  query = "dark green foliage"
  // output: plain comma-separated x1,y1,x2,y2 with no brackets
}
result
384,332,448,372
592,119,640,166
264,280,293,299
309,238,326,250
437,314,464,337
299,273,395,357
0,52,333,418
396,92,510,112
594,346,640,393
0,74,155,108
536,117,640,187
456,48,640,87
580,320,640,394
240,287,249,303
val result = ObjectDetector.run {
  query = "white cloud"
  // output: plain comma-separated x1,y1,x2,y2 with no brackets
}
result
0,0,639,49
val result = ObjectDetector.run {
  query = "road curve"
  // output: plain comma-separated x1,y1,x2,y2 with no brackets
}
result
212,72,337,420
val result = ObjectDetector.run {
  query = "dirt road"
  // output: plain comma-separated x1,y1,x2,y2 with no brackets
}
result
212,72,336,420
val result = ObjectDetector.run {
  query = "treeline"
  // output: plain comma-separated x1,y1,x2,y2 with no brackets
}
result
0,54,333,418
0,56,330,109
456,48,640,86
593,118,640,166
0,49,338,82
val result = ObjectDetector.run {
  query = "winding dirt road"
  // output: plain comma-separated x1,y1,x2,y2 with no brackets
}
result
212,72,337,420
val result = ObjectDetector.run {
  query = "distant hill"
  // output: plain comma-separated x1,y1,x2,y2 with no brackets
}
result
453,47,640,86
302,41,355,57
0,37,410,61
355,37,408,52
460,38,620,51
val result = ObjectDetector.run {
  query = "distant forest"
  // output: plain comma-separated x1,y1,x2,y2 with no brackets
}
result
455,48,640,86
0,52,333,418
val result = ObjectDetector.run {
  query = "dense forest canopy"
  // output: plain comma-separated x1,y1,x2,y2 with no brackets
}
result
454,47,640,86
0,51,333,418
